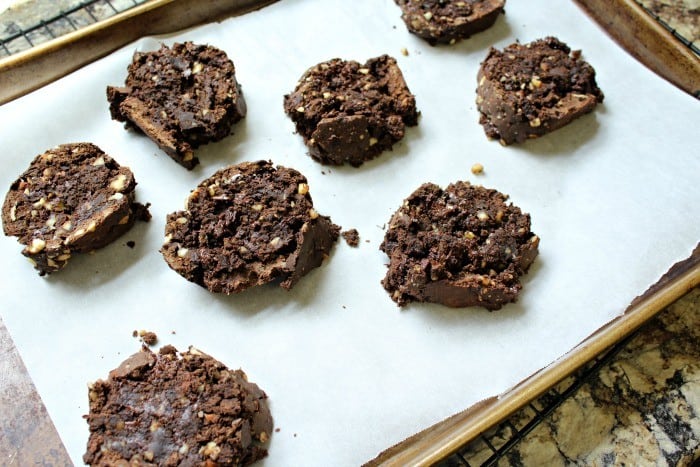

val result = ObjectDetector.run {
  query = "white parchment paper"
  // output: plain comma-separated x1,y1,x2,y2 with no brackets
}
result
1,0,698,465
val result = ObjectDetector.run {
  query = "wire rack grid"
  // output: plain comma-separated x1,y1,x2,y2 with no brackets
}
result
0,0,148,58
635,1,700,56
436,332,635,466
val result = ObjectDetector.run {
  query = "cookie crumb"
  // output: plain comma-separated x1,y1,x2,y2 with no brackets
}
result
137,330,158,346
400,47,409,56
142,333,158,346
471,163,484,175
132,330,137,337
341,229,360,247
275,428,281,433
126,240,136,248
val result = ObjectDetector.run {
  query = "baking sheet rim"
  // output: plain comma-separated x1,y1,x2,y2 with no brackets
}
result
366,250,700,465
0,0,279,105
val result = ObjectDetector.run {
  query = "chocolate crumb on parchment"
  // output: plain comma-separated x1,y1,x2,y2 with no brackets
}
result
140,330,158,346
342,229,360,247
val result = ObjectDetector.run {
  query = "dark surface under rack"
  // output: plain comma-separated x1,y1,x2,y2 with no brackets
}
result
636,2,700,56
0,0,149,58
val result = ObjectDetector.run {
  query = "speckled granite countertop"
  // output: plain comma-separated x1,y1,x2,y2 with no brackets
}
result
638,0,700,45
449,3,699,463
450,287,699,466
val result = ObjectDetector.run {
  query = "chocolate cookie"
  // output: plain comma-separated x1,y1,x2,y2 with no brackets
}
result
107,42,246,169
161,160,339,294
283,55,418,167
84,345,273,466
395,0,506,45
476,37,604,145
1,143,150,275
380,181,539,310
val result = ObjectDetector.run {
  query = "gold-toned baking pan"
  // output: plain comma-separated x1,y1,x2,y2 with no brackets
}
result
0,0,697,465
573,0,700,98
0,0,279,105
368,1,700,462
367,246,700,465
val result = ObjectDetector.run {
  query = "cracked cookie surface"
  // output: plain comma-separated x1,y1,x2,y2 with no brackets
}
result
84,346,273,466
477,37,604,145
381,181,538,310
395,0,506,45
161,160,339,294
284,55,418,167
107,42,246,169
2,142,150,275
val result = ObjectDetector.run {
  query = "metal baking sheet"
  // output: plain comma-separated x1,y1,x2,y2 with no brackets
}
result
0,0,698,465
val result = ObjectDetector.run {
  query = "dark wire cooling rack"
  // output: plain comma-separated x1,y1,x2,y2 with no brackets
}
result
635,1,700,56
1,0,697,59
0,0,148,58
436,332,636,466
0,1,696,465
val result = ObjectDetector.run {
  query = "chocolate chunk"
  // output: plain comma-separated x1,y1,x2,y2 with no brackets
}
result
107,42,246,169
380,181,539,310
476,37,604,145
1,143,150,275
161,160,340,294
284,55,418,167
395,0,505,45
109,348,156,380
84,346,272,466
